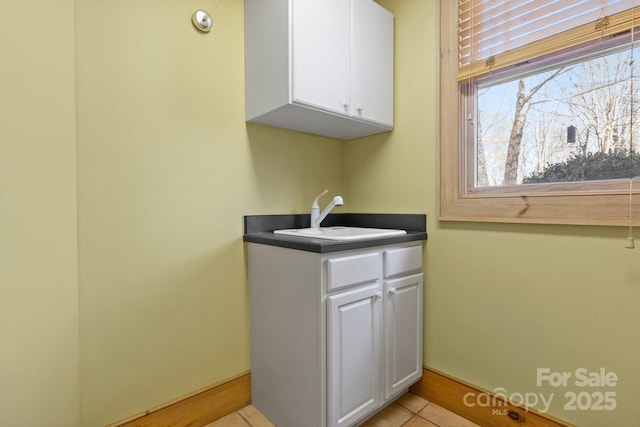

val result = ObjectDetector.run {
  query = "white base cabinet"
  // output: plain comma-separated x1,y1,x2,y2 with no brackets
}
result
327,283,382,427
248,242,423,427
244,0,394,140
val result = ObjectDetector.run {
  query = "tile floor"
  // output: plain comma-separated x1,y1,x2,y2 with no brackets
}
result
204,392,480,427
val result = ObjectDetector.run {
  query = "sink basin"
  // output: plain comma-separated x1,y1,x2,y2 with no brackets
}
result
273,226,406,241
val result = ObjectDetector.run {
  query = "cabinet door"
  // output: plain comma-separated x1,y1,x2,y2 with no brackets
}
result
383,273,423,399
292,0,351,115
351,0,394,125
327,284,382,427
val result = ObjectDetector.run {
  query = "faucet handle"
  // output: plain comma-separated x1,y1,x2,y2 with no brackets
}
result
312,189,328,208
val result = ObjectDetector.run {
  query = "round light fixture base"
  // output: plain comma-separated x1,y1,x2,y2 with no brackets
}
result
192,10,213,33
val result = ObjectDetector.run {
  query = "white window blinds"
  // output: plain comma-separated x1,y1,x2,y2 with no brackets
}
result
458,0,638,81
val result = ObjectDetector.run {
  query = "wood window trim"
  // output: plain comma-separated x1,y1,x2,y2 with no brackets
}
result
439,0,640,226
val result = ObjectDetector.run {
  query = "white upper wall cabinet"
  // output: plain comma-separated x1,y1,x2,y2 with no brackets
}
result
244,0,394,140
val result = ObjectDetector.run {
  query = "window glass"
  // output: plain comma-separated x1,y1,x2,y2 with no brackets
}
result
471,42,639,187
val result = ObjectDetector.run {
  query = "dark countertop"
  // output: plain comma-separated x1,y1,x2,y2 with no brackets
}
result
243,213,427,253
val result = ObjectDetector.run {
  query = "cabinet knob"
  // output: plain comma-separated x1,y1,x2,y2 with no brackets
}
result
389,287,397,295
342,101,350,112
374,291,382,300
356,105,364,114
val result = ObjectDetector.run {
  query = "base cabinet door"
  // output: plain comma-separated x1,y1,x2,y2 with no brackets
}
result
327,284,382,427
384,273,424,399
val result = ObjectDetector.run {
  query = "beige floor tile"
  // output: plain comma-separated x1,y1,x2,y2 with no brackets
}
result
395,393,430,414
203,412,250,427
418,403,480,427
403,416,439,427
238,404,276,427
360,403,414,427
205,396,479,427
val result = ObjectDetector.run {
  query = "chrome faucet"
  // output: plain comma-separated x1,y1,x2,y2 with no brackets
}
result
310,189,344,228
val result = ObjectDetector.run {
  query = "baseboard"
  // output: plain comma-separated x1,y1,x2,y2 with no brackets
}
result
107,366,575,427
107,371,251,427
410,367,575,427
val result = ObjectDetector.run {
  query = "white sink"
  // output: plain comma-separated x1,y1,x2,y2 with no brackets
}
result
273,226,406,241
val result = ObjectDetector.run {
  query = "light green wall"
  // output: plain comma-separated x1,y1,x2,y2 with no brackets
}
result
74,0,343,425
0,1,79,427
345,1,640,426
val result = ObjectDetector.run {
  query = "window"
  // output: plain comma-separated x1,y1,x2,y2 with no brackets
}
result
440,0,640,225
